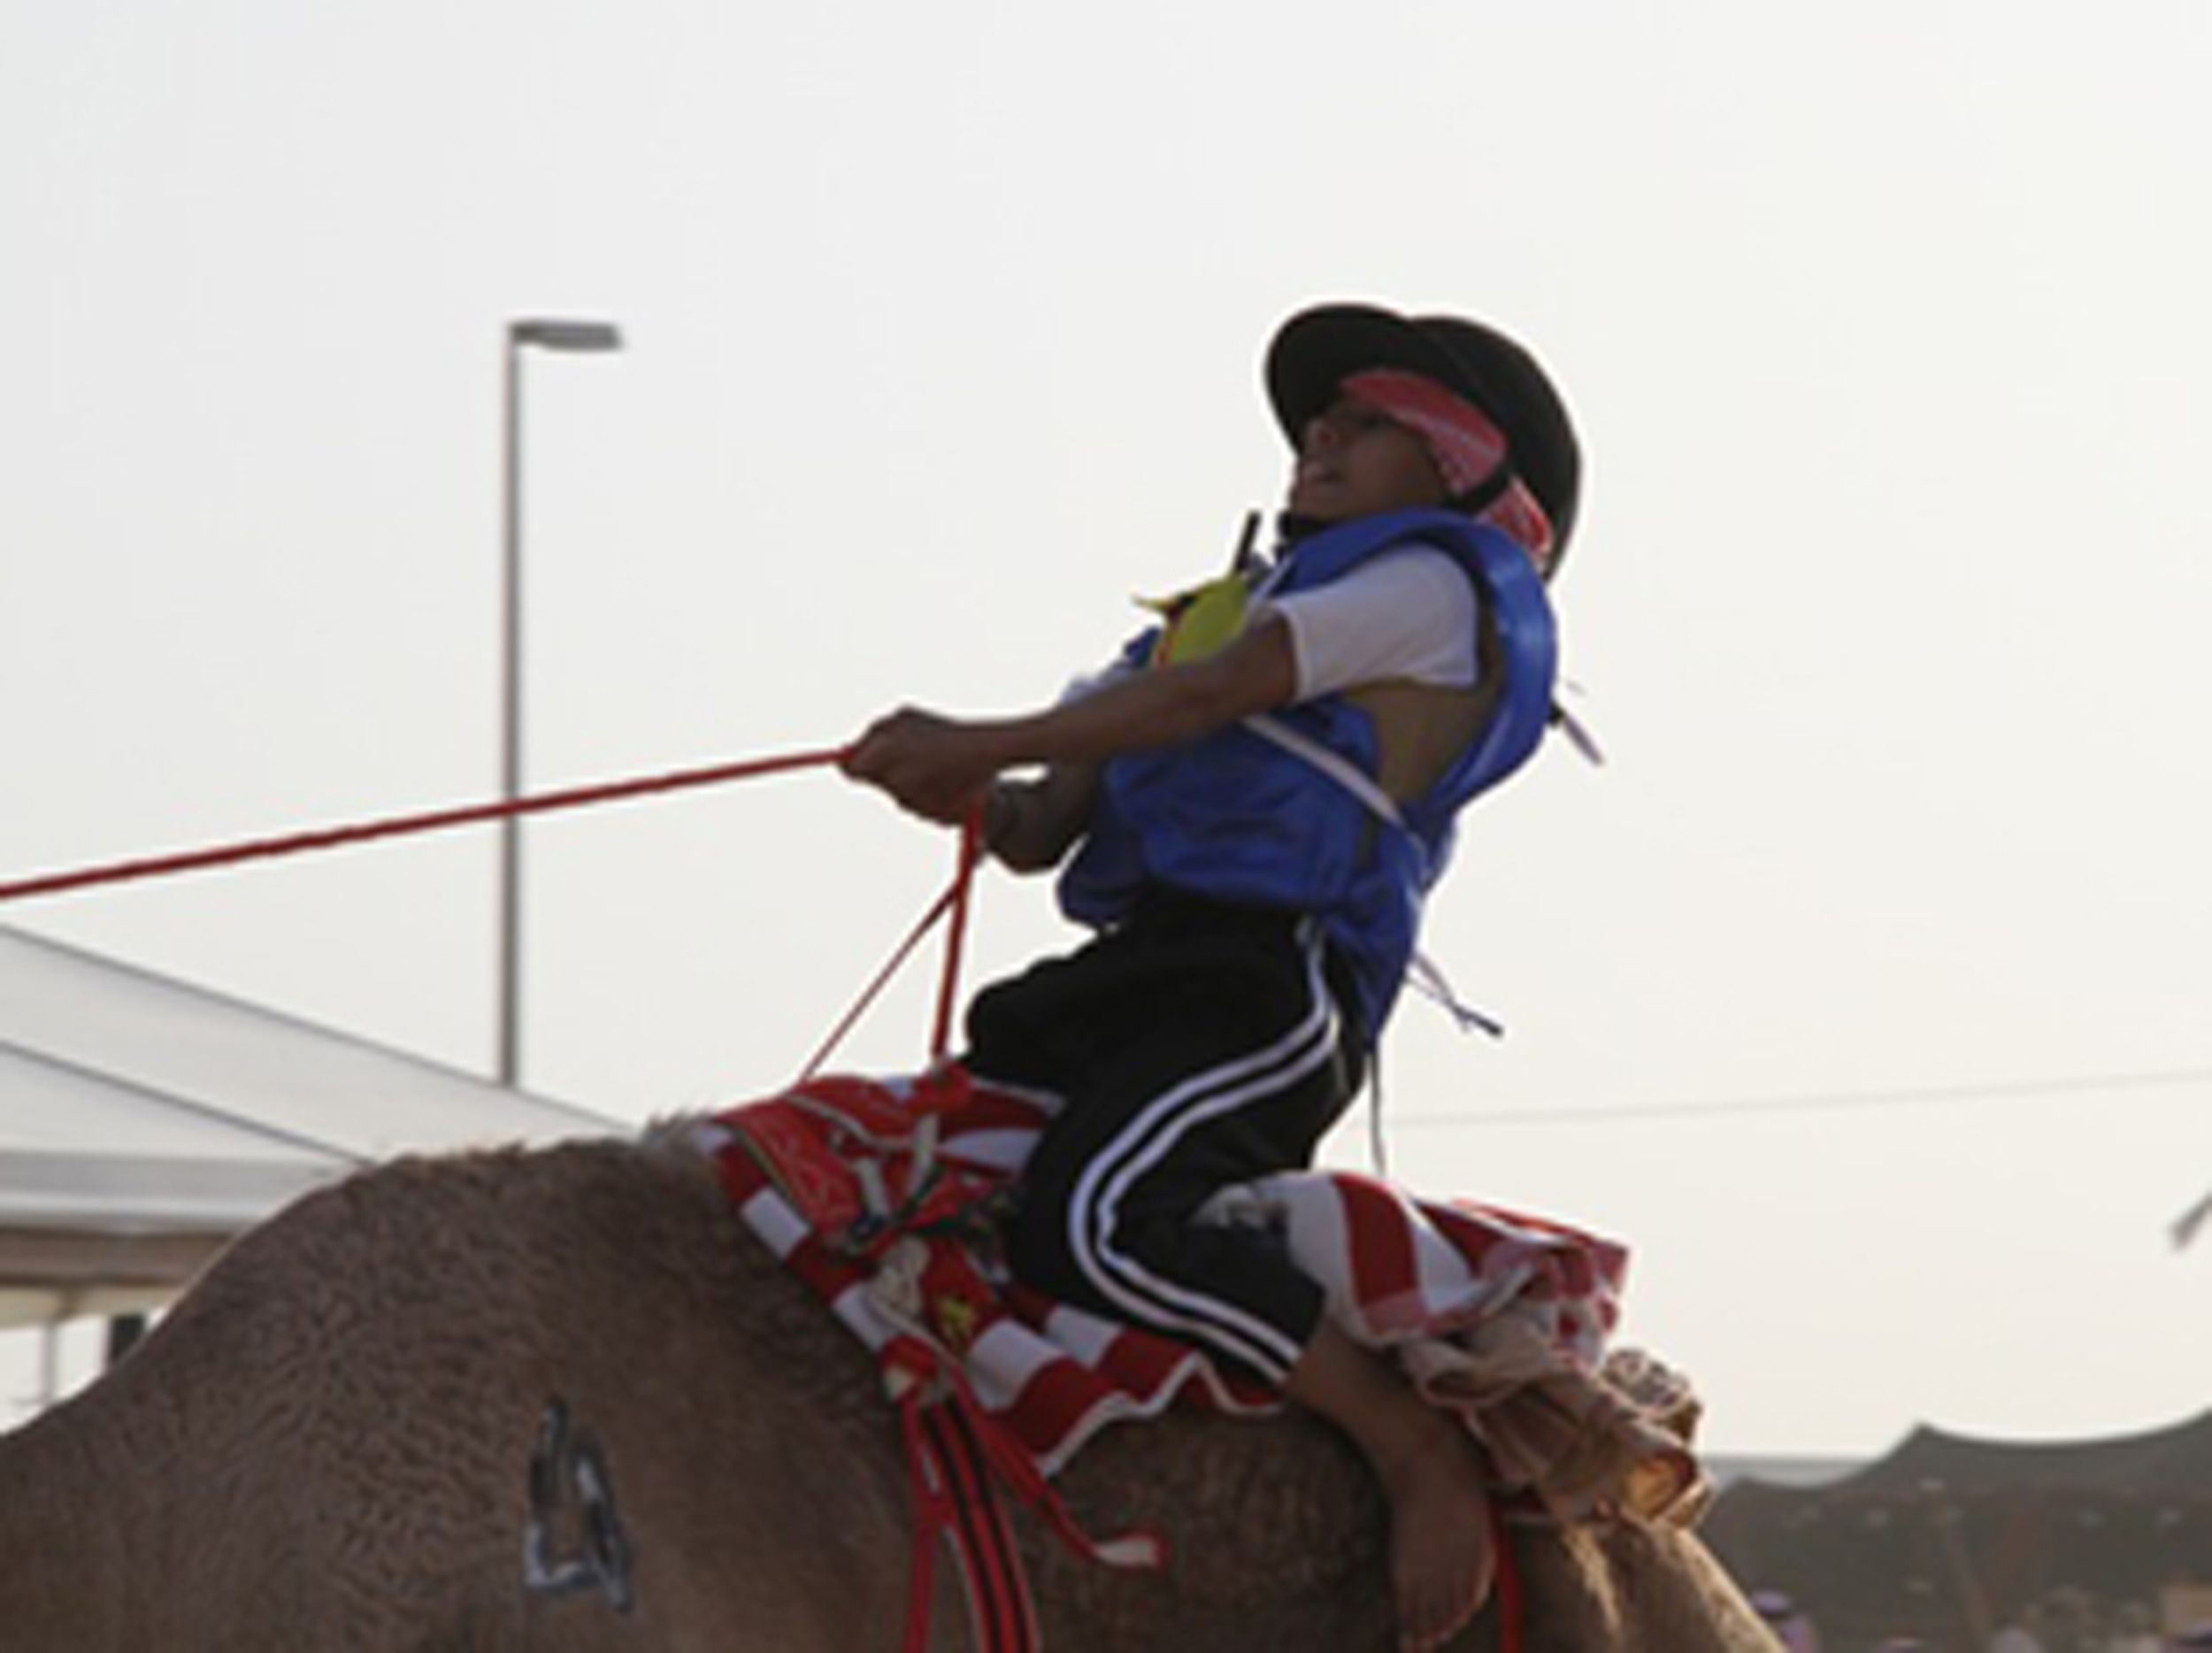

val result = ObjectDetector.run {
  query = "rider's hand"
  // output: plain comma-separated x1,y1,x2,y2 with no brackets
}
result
842,708,1000,826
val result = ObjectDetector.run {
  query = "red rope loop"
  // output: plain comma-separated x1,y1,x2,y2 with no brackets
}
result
801,803,983,1082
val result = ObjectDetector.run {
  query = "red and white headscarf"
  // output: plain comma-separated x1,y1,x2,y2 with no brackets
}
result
1343,367,1555,566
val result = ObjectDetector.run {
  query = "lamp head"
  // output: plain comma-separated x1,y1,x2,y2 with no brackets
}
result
510,319,623,352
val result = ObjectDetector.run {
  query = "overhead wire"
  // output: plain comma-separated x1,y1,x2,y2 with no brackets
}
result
1385,1062,2212,1131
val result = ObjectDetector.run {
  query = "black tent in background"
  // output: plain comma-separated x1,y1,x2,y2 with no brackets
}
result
1704,1411,2212,1649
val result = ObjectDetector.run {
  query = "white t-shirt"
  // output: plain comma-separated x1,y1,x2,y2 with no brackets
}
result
1252,544,1480,702
1061,543,1482,707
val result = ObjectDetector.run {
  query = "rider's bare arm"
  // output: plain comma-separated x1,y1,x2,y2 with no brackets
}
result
844,616,1298,830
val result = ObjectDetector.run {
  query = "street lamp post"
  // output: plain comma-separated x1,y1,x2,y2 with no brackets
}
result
499,317,622,1088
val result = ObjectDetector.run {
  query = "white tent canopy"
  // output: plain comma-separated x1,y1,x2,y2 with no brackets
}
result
0,924,622,1328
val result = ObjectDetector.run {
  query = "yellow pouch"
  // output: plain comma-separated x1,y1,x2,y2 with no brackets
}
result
1141,573,1250,667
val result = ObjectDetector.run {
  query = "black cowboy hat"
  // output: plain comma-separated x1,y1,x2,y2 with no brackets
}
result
1265,302,1583,566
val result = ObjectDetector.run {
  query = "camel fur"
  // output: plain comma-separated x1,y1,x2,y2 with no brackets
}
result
0,1134,1780,1651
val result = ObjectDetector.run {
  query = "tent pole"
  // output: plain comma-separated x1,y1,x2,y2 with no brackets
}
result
37,1319,60,1411
106,1311,147,1366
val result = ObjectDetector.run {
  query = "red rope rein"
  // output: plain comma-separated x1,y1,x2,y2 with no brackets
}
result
0,741,984,1076
0,745,853,905
1489,1501,1525,1653
929,811,985,1063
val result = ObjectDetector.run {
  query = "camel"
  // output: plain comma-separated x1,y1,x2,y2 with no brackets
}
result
0,1131,1780,1651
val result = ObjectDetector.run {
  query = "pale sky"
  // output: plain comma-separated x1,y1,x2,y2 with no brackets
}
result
3,2,2208,1457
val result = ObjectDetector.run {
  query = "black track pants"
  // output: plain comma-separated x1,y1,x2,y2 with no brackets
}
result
963,893,1365,1387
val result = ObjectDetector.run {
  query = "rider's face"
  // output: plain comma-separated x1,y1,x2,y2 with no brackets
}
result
1286,395,1449,522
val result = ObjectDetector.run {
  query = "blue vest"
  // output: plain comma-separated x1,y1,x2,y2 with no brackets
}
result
1056,507,1558,1040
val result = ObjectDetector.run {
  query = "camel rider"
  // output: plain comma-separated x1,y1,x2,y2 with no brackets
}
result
845,300,1580,1653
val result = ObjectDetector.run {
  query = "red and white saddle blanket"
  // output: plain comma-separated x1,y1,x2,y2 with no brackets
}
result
689,1067,1705,1530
